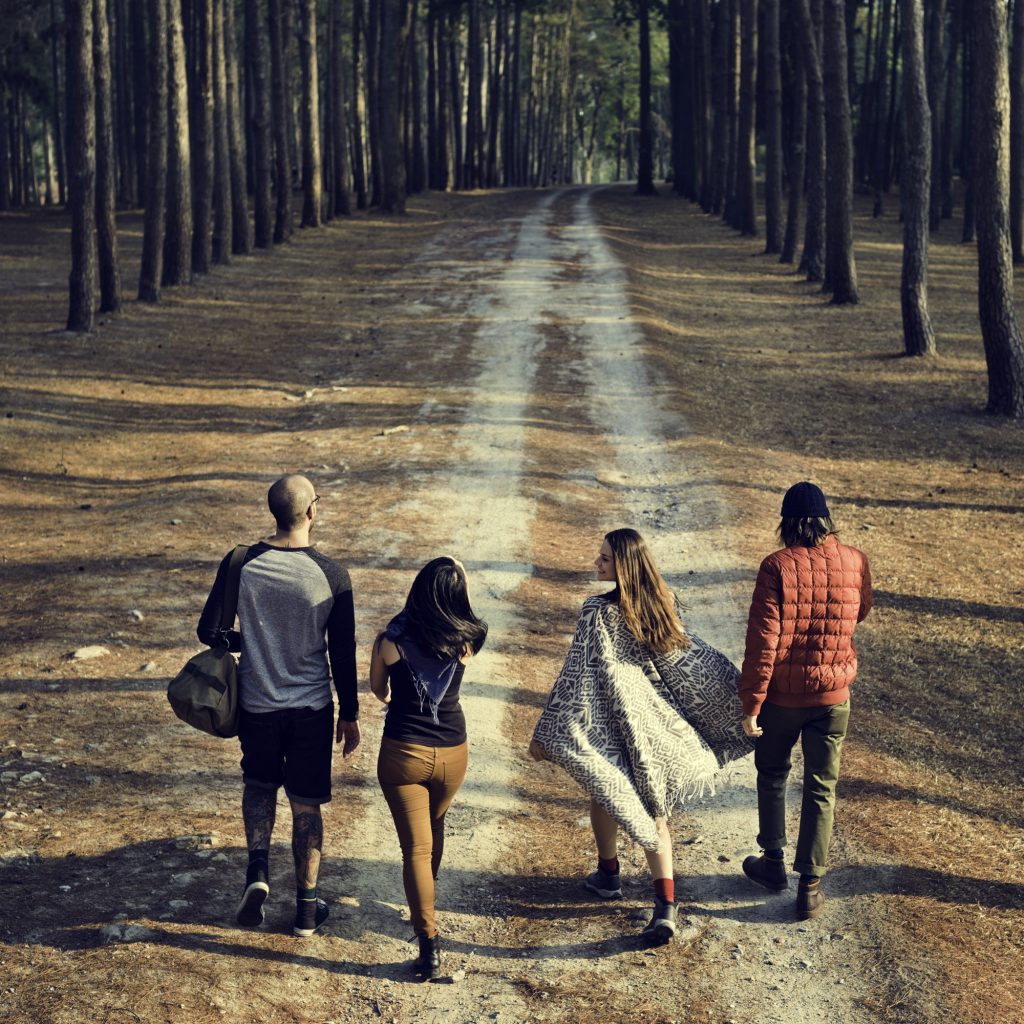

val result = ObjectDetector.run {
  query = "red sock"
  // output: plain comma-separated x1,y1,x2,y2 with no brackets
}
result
599,856,620,874
654,877,675,903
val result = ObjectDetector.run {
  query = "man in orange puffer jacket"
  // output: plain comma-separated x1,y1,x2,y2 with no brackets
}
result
739,481,872,921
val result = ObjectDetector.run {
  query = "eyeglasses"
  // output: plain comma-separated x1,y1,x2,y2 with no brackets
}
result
310,495,321,509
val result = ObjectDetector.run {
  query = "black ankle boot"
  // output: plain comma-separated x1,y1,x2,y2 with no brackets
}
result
413,934,441,979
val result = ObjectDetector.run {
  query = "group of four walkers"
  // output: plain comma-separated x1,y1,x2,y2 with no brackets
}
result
198,475,872,980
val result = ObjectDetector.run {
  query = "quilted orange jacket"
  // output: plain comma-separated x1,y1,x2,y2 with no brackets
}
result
739,534,872,717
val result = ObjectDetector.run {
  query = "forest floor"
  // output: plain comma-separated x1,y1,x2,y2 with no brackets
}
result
1,184,1022,1024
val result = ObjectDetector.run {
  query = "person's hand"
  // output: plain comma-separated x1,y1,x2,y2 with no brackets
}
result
337,719,361,757
742,714,762,739
528,738,546,762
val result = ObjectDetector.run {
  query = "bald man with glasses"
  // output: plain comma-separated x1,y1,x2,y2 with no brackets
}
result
198,474,360,937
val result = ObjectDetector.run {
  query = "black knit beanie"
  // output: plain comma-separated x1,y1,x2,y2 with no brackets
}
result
780,481,830,519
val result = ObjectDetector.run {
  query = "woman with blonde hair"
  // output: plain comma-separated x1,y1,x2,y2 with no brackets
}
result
530,529,751,944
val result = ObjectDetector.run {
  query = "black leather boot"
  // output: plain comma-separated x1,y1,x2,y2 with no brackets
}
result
413,934,441,979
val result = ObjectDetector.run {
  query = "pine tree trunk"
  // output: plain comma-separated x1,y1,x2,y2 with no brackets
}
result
245,0,273,247
448,10,463,189
352,0,368,207
763,0,782,250
926,0,946,233
163,0,193,285
795,0,825,281
298,0,322,226
781,29,806,263
191,0,214,272
870,0,893,216
694,0,711,205
379,0,406,212
822,0,858,302
50,0,68,206
709,0,729,213
366,0,383,204
224,0,250,252
636,0,656,194
330,0,352,214
940,0,959,218
139,0,169,299
1010,0,1024,262
899,0,935,355
131,0,148,206
462,0,480,189
212,0,232,262
93,0,121,311
668,0,689,197
961,0,974,242
724,0,740,219
66,0,97,330
432,8,449,190
268,0,293,240
973,0,1024,415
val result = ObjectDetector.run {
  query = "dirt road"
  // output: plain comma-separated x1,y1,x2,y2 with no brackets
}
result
3,185,1020,1024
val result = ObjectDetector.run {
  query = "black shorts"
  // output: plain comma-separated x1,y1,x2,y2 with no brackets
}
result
238,703,334,805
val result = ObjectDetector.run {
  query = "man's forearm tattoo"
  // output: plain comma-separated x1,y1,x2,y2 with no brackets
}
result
242,785,277,851
292,811,323,890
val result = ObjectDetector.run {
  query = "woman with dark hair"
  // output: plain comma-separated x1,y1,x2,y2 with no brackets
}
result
738,482,872,921
370,556,487,979
530,529,751,945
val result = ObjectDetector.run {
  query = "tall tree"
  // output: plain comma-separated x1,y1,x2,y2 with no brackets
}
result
163,0,193,285
139,0,169,300
635,0,657,194
899,0,935,355
211,0,232,263
822,0,858,302
191,0,215,273
379,0,407,212
925,0,947,232
763,0,782,251
224,0,250,253
328,0,352,215
298,0,322,226
732,0,756,233
973,0,1024,415
268,0,293,240
93,0,120,311
1010,0,1024,262
49,0,67,205
246,0,273,246
66,0,97,331
795,0,825,281
352,0,369,207
780,14,806,264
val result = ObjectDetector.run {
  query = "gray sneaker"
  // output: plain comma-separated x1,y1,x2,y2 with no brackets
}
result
583,867,622,899
642,899,678,945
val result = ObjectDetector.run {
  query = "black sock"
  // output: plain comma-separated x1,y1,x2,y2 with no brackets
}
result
246,850,269,886
297,887,316,902
799,874,819,889
765,848,784,860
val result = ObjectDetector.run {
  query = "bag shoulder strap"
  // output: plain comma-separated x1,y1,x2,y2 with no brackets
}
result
219,544,249,632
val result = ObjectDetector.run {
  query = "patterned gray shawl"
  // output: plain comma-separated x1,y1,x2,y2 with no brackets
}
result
532,596,753,850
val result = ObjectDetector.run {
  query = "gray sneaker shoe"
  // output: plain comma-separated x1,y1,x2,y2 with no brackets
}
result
583,867,622,899
642,899,678,945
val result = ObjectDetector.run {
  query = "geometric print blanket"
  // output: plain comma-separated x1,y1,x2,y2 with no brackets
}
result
532,596,754,850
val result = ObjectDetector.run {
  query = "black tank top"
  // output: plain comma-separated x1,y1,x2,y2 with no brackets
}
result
382,657,467,747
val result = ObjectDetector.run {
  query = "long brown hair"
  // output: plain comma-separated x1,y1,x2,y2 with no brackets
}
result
604,528,688,654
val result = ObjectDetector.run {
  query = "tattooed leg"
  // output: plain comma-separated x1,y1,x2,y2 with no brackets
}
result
242,784,277,851
290,802,323,891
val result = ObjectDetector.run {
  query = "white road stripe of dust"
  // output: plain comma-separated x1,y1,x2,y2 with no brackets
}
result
534,188,875,1024
339,194,561,1015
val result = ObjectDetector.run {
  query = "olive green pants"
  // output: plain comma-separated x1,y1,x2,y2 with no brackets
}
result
753,700,850,878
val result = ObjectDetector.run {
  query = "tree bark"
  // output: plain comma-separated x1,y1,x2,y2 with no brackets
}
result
139,0,169,300
131,0,148,205
212,0,232,262
1010,0,1024,261
763,0,782,250
224,0,250,252
899,0,935,355
245,0,273,247
352,0,368,207
93,0,121,311
781,25,806,263
668,0,690,197
795,0,825,281
191,0,214,272
50,0,68,206
870,0,893,216
66,0,97,330
268,0,293,240
636,0,657,195
329,0,352,215
973,0,1024,415
925,0,947,233
298,0,322,226
822,0,858,302
379,0,407,212
163,0,193,285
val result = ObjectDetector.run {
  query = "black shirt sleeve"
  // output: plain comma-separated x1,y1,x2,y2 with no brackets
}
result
310,552,358,721
197,550,242,652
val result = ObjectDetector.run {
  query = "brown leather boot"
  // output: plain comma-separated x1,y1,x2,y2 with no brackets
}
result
796,879,824,921
742,854,789,891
